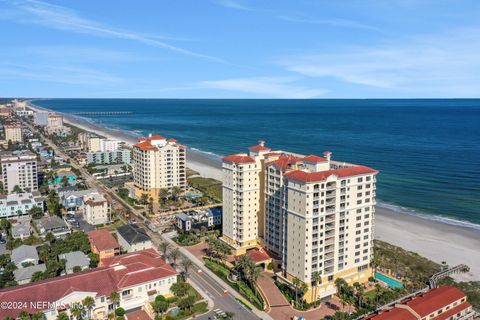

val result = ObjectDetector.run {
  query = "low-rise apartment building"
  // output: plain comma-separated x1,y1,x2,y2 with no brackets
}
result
131,134,186,202
87,148,131,165
0,249,177,320
364,286,475,320
83,192,110,225
0,151,38,193
176,210,214,232
221,141,378,302
0,191,44,218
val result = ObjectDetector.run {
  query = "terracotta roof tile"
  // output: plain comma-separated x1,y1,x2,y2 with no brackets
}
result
249,145,270,151
303,155,327,163
284,165,378,183
404,286,467,317
88,229,119,252
223,154,256,164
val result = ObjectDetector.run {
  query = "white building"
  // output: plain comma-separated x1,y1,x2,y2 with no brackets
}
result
4,124,23,143
34,111,49,126
0,249,177,320
116,224,153,253
0,151,38,193
0,191,44,218
222,141,378,302
131,134,186,201
83,192,110,225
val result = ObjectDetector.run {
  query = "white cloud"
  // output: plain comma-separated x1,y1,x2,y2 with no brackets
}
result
6,0,227,63
276,27,480,95
277,16,380,31
198,77,327,98
213,0,251,11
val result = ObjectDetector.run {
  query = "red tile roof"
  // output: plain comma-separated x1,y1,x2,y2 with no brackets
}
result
266,155,302,171
0,249,176,318
284,165,378,183
263,152,281,157
149,135,165,140
167,138,177,142
249,145,270,151
246,250,272,263
404,286,467,317
133,140,158,151
127,309,152,320
223,154,256,164
434,301,471,320
88,229,120,252
366,307,417,320
303,155,327,163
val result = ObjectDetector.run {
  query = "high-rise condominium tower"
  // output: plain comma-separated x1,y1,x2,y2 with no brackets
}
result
221,141,378,301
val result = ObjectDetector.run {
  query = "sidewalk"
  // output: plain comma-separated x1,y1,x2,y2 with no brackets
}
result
162,231,274,320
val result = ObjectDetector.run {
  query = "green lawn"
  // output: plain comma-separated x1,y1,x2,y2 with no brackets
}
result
188,177,222,201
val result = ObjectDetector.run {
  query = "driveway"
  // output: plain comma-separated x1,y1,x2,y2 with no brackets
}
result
258,272,351,320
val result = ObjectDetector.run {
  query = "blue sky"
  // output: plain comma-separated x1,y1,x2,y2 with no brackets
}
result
1,0,480,98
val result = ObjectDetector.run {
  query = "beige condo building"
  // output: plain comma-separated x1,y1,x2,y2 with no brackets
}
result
221,141,378,302
131,134,187,201
4,124,23,143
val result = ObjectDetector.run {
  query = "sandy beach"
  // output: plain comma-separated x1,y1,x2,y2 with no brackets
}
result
27,102,480,281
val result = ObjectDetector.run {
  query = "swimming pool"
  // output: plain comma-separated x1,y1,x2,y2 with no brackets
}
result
375,272,404,289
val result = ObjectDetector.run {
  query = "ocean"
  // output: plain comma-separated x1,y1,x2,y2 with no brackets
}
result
33,99,480,229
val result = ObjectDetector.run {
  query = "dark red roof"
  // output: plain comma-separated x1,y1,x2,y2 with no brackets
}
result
303,155,327,163
367,308,417,320
0,249,176,318
284,165,378,183
249,145,270,151
266,155,302,171
434,301,471,320
167,138,177,142
263,152,281,157
88,229,120,252
223,154,256,164
246,250,272,263
126,309,152,320
133,140,158,151
404,286,467,317
149,135,165,140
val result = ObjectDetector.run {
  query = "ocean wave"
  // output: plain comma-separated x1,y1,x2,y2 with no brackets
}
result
377,200,480,232
189,147,222,160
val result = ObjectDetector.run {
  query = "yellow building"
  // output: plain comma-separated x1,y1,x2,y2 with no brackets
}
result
4,124,22,143
222,141,378,301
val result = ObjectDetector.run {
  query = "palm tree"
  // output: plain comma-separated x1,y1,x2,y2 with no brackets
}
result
171,186,182,201
299,281,309,309
82,296,95,319
70,303,85,320
109,291,120,316
159,242,170,260
170,248,180,267
140,193,149,206
353,282,364,309
56,312,69,320
312,271,322,307
181,258,193,280
292,277,300,306
159,188,169,205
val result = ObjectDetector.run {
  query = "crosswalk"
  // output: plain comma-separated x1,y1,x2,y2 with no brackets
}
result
214,308,227,318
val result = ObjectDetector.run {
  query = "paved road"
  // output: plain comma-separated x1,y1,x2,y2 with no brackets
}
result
23,118,266,319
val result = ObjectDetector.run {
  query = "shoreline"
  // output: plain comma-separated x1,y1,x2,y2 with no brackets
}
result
27,101,480,280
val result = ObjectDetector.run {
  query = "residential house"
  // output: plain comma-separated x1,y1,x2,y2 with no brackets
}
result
11,245,39,268
35,215,70,238
88,229,120,260
175,210,214,232
0,249,177,320
58,251,90,274
11,216,32,240
116,224,152,253
14,264,46,285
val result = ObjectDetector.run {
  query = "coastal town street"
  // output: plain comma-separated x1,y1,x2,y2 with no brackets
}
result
19,117,265,320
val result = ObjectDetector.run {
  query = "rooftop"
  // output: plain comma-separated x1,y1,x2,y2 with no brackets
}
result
0,249,176,318
88,229,120,251
284,165,378,183
223,154,256,164
117,224,151,245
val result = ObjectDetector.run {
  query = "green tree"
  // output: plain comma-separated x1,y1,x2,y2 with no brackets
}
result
12,185,23,193
60,176,69,187
312,271,322,307
151,299,169,317
82,296,95,319
171,186,182,201
18,311,30,320
70,303,85,320
170,281,190,297
109,291,120,315
180,258,193,280
158,188,169,205
72,265,82,273
28,206,44,219
178,295,195,312
140,193,149,206
169,248,180,267
159,242,170,260
225,311,235,319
